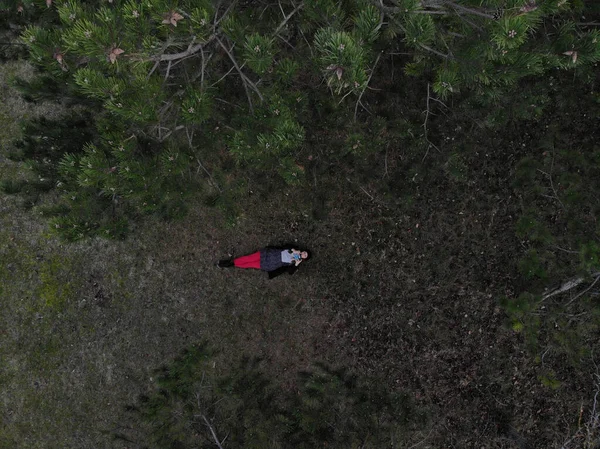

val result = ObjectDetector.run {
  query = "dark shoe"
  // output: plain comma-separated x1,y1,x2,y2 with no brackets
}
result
217,259,234,268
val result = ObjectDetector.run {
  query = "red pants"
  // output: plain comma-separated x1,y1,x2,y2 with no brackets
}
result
234,251,261,269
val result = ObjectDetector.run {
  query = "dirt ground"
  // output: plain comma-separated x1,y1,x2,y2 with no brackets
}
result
1,177,596,449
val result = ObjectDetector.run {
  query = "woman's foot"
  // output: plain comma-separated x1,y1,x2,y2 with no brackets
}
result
217,259,234,268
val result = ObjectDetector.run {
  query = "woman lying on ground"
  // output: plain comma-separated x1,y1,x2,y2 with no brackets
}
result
217,246,310,279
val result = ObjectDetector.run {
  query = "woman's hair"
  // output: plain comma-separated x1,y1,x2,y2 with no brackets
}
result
302,250,310,260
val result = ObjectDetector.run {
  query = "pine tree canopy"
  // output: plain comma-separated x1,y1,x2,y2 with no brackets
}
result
2,0,597,238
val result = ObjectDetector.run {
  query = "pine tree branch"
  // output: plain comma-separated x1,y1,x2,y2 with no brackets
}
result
215,37,264,113
200,46,207,89
186,127,222,193
551,245,579,254
274,2,304,36
298,27,314,58
186,49,214,87
418,43,450,59
147,60,160,79
355,52,382,121
151,0,236,63
371,1,451,59
542,272,600,302
536,148,565,210
210,63,237,88
566,275,600,306
158,36,216,62
369,0,400,14
372,0,494,19
215,0,237,23
422,83,442,161
216,38,254,113
276,33,296,50
164,60,172,81
542,276,585,301
157,125,184,142
412,10,449,15
422,0,495,19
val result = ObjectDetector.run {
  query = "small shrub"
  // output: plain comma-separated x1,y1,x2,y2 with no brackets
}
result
1,179,26,194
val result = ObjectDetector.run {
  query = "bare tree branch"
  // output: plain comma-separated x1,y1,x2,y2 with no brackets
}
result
185,127,222,193
200,46,207,89
355,52,382,121
542,272,600,301
369,0,400,14
148,0,237,65
412,10,448,15
147,60,160,79
423,0,496,19
202,414,224,449
215,37,264,113
210,63,237,88
418,43,450,59
158,125,184,142
421,83,442,161
536,147,565,210
566,275,600,306
164,60,172,82
542,276,586,301
158,36,216,62
274,2,304,36
372,0,494,19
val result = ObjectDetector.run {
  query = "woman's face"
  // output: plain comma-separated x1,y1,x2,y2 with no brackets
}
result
300,251,308,259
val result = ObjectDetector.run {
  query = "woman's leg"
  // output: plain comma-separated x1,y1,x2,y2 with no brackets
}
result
233,251,261,269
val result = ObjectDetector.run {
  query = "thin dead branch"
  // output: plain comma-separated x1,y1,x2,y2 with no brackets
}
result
418,43,450,59
274,2,304,36
202,414,225,449
566,275,600,306
425,0,496,19
147,60,160,79
164,60,172,82
215,37,264,114
158,36,215,62
537,147,565,210
185,127,222,193
422,83,441,161
542,272,600,301
158,125,184,142
542,276,585,301
354,52,382,121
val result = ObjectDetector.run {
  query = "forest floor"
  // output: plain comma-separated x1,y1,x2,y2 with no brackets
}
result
2,61,598,449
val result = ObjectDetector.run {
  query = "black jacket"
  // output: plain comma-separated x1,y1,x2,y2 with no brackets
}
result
265,246,300,279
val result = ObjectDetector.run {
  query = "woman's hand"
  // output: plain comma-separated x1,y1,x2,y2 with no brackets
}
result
290,249,305,266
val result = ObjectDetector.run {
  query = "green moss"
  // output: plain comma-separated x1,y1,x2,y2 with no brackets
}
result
445,152,468,183
35,255,74,311
539,371,561,390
